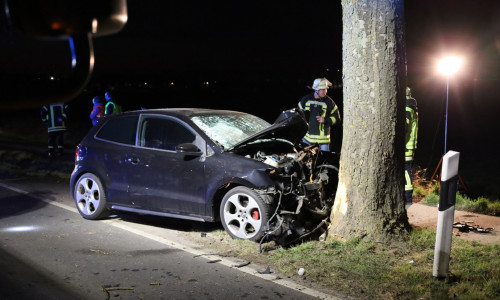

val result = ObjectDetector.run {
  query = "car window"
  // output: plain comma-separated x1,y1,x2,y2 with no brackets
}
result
139,116,196,151
95,116,138,145
191,113,270,149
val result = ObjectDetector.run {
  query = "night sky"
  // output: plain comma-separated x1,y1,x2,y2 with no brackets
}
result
1,1,343,78
1,0,499,197
95,1,342,75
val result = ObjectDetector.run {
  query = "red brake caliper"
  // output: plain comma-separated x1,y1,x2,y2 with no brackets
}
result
251,209,260,220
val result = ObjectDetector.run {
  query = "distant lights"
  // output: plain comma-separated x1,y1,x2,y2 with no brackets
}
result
51,22,62,30
92,18,98,34
170,81,175,86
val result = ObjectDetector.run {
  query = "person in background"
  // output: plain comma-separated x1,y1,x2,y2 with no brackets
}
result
41,103,68,158
104,91,121,115
297,77,341,151
405,86,418,209
90,96,104,126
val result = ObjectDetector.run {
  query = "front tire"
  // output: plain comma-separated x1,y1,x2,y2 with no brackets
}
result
220,186,272,241
74,173,109,220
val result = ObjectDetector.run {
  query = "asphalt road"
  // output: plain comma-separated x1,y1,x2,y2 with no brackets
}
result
0,177,338,300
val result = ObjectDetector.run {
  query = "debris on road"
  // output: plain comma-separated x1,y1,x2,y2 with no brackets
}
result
453,221,493,233
258,266,272,274
232,261,251,268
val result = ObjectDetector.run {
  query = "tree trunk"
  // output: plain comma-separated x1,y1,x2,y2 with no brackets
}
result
329,0,410,243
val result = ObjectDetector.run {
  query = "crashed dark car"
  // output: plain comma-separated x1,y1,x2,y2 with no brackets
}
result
70,108,338,246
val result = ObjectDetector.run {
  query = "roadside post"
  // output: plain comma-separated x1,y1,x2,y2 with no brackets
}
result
433,151,460,279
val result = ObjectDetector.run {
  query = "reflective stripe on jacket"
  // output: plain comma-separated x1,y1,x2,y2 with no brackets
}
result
405,97,418,162
105,101,116,115
41,104,68,133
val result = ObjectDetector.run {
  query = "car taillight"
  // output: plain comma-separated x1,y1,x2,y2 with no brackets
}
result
75,145,80,162
75,144,86,162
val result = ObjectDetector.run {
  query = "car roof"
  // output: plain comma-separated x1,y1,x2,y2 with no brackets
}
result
119,108,251,118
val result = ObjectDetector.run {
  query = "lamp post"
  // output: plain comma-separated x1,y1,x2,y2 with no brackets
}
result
437,56,463,155
433,56,463,280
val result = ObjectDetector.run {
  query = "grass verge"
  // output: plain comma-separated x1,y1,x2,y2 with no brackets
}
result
413,167,500,216
188,228,500,300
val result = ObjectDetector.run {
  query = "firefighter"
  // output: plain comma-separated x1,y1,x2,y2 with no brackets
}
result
104,91,121,115
405,86,418,209
40,103,68,158
297,77,341,151
90,96,104,126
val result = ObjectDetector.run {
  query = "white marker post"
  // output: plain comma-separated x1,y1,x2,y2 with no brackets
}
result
433,151,460,279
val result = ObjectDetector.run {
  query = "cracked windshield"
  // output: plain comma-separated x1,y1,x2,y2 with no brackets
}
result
191,113,270,149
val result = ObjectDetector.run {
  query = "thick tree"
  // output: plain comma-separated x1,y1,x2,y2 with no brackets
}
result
329,0,411,243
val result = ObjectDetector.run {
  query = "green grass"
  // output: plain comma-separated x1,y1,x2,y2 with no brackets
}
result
199,228,500,299
412,166,500,216
412,166,499,216
421,189,500,216
270,237,394,296
266,229,500,299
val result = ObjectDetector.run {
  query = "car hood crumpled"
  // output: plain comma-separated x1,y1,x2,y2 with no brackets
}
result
228,108,308,151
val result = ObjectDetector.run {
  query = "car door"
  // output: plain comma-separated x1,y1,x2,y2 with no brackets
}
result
126,115,207,217
94,115,139,205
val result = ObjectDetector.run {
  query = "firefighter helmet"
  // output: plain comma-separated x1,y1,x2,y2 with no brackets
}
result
92,96,102,105
312,78,332,90
105,91,113,101
406,86,412,98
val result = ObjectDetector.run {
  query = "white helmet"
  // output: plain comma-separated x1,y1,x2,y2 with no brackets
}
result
312,78,332,90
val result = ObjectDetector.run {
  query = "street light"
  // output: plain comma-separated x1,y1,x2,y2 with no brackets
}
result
437,56,463,155
434,56,463,280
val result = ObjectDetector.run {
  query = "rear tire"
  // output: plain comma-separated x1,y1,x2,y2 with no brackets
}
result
74,173,109,220
220,186,272,241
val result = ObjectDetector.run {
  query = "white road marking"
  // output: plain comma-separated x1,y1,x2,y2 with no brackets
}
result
0,182,341,300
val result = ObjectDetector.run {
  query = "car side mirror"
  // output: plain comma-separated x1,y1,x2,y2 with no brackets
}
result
176,143,203,157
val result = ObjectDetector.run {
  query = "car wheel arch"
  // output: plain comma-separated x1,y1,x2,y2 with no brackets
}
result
211,182,239,222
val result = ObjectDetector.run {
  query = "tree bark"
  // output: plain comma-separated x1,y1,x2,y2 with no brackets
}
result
329,0,410,243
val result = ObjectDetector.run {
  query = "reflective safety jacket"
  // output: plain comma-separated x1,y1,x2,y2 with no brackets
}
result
90,104,104,126
105,101,116,115
405,97,418,162
298,93,340,144
41,104,68,133
105,101,122,115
